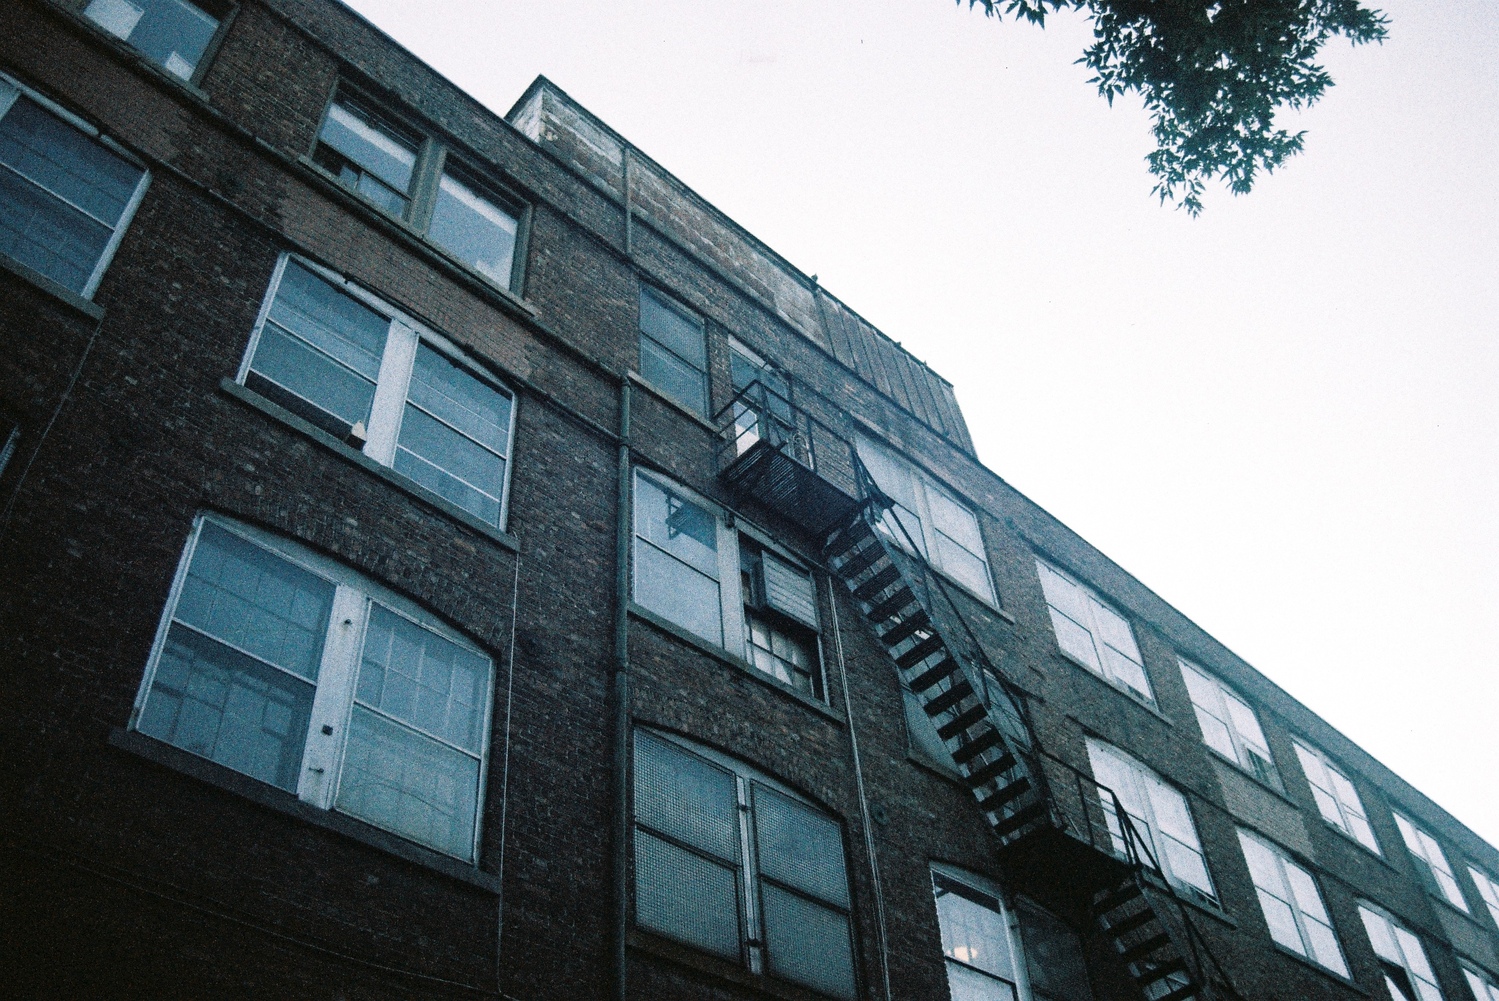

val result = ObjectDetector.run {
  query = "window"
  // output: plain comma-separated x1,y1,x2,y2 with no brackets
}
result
1469,867,1499,929
632,470,825,698
1035,560,1150,702
1237,829,1349,976
1463,965,1499,1001
1394,813,1470,912
1180,660,1278,786
83,0,226,82
1086,740,1215,903
1293,741,1380,853
311,93,523,290
856,437,997,603
639,287,708,417
932,867,1028,1001
632,729,856,999
132,515,494,860
1359,904,1445,1001
313,96,419,216
239,256,517,527
0,76,149,296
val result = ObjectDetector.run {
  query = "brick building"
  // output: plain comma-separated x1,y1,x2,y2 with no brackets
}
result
1,1,1496,1000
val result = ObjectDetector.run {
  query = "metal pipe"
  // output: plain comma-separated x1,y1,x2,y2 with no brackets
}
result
494,553,523,991
611,382,633,1001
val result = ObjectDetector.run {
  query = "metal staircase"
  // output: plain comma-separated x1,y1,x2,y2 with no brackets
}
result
713,380,1247,1001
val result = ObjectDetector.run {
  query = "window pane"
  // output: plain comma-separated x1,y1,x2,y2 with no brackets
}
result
640,336,707,415
429,172,517,285
336,704,480,859
635,476,718,575
1360,907,1401,964
1089,599,1141,662
406,344,511,453
1305,918,1350,977
1049,609,1101,669
635,542,722,644
934,880,1014,981
640,289,706,367
0,96,144,292
138,623,313,791
633,731,740,861
1223,692,1270,753
396,405,505,523
1284,862,1331,923
85,0,220,79
173,522,334,681
1195,708,1238,760
634,829,741,958
1257,890,1305,953
356,604,488,753
1015,903,1093,1001
753,785,850,907
316,101,417,195
1102,646,1152,699
928,486,984,554
760,884,856,1000
945,960,1018,1001
936,533,995,600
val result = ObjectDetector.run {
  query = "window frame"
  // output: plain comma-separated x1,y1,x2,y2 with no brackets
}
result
236,253,520,530
1085,738,1217,905
631,727,858,999
1393,812,1471,913
1035,558,1153,704
855,435,999,605
129,512,497,862
1358,902,1446,1001
77,0,238,88
1468,866,1499,931
1179,659,1280,788
1236,828,1350,977
1292,740,1382,855
308,85,529,294
929,863,1035,1001
638,285,710,418
0,71,151,298
631,468,829,702
1462,963,1499,1001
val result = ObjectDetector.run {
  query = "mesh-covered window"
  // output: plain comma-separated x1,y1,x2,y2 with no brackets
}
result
633,731,856,998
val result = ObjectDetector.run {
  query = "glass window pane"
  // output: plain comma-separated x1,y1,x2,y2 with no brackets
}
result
640,336,708,415
934,881,1014,980
1238,833,1283,891
640,288,706,367
249,325,379,432
1223,692,1270,752
265,262,387,381
174,522,334,680
138,622,313,791
1257,890,1305,953
752,785,849,907
634,830,741,958
634,543,722,644
633,731,740,861
396,405,505,522
634,476,718,576
936,534,995,600
1285,863,1332,923
356,604,489,753
429,172,517,286
928,486,984,554
1360,907,1401,964
0,163,112,294
1015,903,1093,1001
335,704,481,860
1049,609,1101,669
1036,562,1087,622
1102,646,1152,699
317,101,417,195
1089,599,1141,662
1305,918,1349,977
85,0,220,79
406,344,511,454
1195,709,1238,760
760,884,856,1000
945,960,1018,1001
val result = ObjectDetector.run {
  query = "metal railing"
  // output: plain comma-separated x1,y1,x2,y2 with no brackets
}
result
713,379,863,499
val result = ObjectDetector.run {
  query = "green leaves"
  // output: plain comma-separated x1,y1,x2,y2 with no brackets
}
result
960,0,1388,214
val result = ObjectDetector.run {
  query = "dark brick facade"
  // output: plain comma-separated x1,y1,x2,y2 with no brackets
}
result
2,2,1496,1000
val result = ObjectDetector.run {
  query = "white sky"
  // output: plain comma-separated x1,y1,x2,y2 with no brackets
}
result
342,0,1498,847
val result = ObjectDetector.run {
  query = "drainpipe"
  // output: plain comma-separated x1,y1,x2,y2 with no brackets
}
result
611,382,633,1001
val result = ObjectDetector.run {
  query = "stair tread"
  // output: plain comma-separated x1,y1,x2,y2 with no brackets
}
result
922,680,976,718
975,777,1033,814
1105,908,1160,938
1119,931,1172,964
853,564,902,600
951,729,1004,765
880,611,932,647
907,659,961,694
865,588,916,622
897,634,948,670
991,802,1048,839
837,543,888,579
964,752,1020,788
936,704,988,741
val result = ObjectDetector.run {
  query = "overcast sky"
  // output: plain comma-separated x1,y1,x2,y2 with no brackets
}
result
342,0,1498,847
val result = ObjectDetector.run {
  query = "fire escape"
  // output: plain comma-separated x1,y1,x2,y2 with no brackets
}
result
714,379,1248,1001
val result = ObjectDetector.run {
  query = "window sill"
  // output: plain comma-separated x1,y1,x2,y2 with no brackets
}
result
1057,651,1173,727
0,249,105,321
626,371,718,435
295,155,538,320
1269,941,1370,995
107,727,502,893
626,927,835,1001
628,603,845,726
219,379,520,552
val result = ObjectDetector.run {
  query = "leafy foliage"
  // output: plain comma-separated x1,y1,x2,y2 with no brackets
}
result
963,0,1388,213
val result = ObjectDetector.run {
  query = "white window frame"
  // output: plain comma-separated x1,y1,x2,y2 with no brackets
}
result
1236,829,1349,977
1086,739,1216,904
632,727,856,999
1358,903,1446,1001
129,513,496,862
631,468,827,700
930,863,1035,1001
0,72,151,298
1394,812,1470,913
1463,963,1499,1001
237,253,519,529
1468,866,1499,931
1292,740,1382,855
1180,659,1279,787
855,436,997,605
1035,558,1152,703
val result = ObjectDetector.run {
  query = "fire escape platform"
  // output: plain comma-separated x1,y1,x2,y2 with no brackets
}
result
719,438,860,536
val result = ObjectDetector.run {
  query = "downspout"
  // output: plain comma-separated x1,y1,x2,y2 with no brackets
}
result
611,382,633,1001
